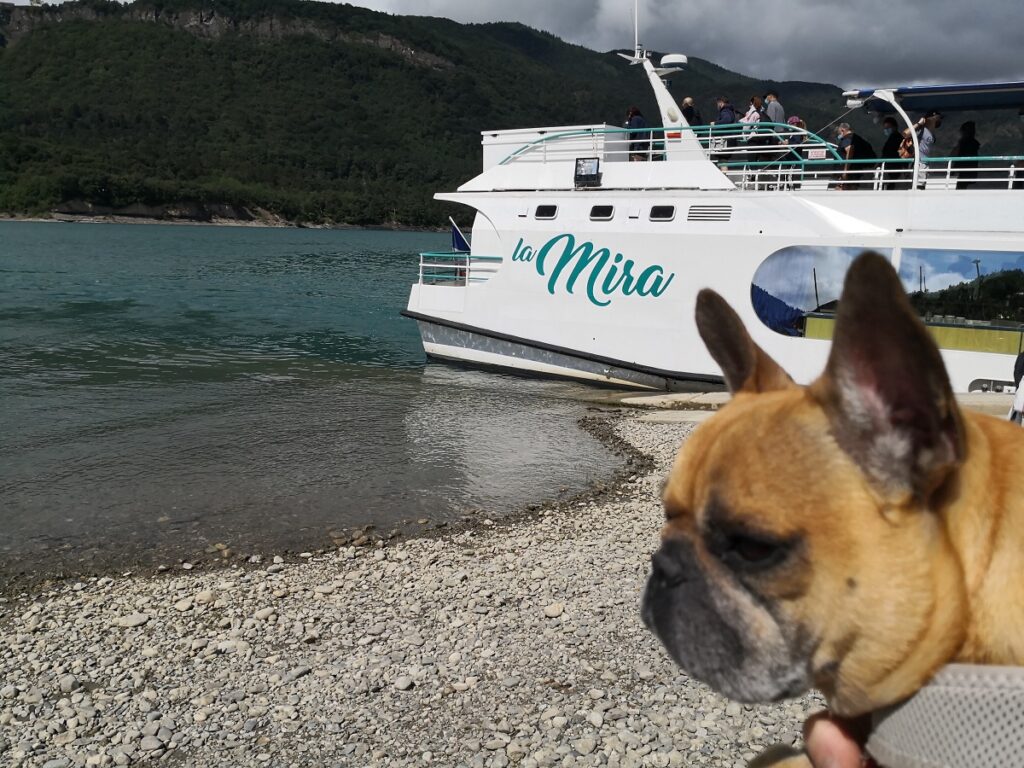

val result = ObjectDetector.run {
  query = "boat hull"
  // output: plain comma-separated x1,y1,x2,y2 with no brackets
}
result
404,311,722,391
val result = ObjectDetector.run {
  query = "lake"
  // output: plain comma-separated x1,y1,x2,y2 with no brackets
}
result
0,221,622,583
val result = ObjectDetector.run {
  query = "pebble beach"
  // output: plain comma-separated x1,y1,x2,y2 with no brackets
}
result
0,413,824,768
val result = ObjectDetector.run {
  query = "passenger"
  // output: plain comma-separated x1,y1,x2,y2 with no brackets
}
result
625,106,650,161
881,116,903,158
680,96,703,126
741,96,770,150
904,111,941,187
951,120,980,189
764,91,786,126
711,96,737,125
740,95,765,125
836,123,876,190
880,116,904,190
903,111,942,159
709,96,738,154
786,115,806,146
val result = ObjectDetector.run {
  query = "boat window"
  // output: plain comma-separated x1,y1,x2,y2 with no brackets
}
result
898,248,1024,354
649,205,676,221
534,205,558,220
750,246,893,338
590,205,614,221
750,245,1024,356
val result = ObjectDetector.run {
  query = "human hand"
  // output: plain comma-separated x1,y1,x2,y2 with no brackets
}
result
803,711,876,768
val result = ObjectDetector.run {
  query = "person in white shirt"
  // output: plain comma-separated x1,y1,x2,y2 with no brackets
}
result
910,111,942,155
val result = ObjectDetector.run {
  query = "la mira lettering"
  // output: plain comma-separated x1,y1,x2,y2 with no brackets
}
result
511,234,675,307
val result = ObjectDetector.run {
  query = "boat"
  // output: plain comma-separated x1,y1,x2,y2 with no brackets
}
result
403,23,1024,393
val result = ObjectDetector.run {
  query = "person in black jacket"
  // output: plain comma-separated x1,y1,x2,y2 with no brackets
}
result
681,97,703,126
951,120,981,189
836,123,876,189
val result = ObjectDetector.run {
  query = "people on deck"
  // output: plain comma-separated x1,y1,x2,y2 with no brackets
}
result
764,91,786,126
880,116,905,190
836,123,876,189
901,111,941,187
681,97,703,126
904,111,942,159
740,95,766,125
625,106,649,161
710,97,738,152
786,115,806,145
712,96,737,125
881,116,902,159
951,120,981,189
740,96,770,147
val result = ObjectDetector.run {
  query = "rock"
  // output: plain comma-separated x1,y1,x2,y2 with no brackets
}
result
194,590,216,604
283,666,311,684
58,674,80,693
543,603,564,618
393,676,414,691
181,562,194,570
115,613,149,628
42,759,71,768
573,737,597,756
254,607,275,621
139,736,163,751
174,598,193,612
313,584,335,595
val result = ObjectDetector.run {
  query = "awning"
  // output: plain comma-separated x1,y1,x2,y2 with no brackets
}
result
844,81,1024,114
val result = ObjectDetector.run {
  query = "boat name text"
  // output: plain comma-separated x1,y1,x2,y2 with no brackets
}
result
511,234,674,306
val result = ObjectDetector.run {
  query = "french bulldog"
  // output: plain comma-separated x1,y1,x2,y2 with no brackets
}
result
642,251,1024,757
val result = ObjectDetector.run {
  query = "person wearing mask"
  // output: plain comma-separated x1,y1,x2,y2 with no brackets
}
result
836,123,876,189
764,91,786,126
951,120,981,189
880,116,904,189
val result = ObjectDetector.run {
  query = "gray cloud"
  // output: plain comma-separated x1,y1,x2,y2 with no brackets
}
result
346,0,1024,88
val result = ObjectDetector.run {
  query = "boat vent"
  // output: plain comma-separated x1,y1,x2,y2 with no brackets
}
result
687,205,732,222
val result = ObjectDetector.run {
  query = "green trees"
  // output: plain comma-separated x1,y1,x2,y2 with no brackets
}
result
3,0,1017,226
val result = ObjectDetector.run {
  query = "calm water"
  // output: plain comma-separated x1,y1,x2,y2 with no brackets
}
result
0,222,621,581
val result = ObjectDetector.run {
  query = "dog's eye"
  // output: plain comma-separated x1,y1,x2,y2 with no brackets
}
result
712,531,794,572
728,535,782,564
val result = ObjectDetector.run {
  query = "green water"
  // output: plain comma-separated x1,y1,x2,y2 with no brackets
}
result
0,221,621,581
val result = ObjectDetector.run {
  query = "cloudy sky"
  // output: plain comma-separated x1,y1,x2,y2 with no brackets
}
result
346,0,1024,88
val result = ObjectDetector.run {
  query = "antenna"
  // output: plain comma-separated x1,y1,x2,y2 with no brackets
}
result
633,0,638,53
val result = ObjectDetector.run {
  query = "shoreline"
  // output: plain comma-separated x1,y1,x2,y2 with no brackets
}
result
0,410,649,600
0,213,446,233
0,411,823,767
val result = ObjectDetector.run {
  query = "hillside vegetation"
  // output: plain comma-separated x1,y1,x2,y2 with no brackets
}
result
1,0,1017,226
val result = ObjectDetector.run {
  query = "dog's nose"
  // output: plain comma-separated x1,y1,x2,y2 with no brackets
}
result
650,541,688,588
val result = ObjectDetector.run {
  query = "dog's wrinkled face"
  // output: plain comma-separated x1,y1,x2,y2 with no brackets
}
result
642,253,968,716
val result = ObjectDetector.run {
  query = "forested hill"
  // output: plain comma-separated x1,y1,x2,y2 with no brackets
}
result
0,0,1013,227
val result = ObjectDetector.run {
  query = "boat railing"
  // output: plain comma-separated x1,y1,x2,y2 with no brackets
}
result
496,124,1024,192
720,155,1024,192
418,251,503,286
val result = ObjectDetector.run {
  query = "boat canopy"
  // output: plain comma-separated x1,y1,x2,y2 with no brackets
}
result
844,81,1024,114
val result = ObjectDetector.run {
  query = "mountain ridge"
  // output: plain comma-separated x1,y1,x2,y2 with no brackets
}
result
1,0,1017,226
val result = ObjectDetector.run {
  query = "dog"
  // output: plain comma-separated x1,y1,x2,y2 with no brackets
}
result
642,252,1024,761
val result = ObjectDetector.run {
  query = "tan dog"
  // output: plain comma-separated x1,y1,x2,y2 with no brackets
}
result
641,252,1024,752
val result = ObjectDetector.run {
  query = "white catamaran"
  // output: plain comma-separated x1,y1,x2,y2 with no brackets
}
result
403,21,1024,393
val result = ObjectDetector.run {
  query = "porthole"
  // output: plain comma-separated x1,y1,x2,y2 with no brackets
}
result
590,205,614,221
649,205,676,221
535,205,558,220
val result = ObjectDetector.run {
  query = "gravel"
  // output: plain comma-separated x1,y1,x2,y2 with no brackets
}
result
0,415,823,767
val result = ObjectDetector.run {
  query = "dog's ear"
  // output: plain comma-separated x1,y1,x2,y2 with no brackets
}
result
696,289,796,394
810,252,963,500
